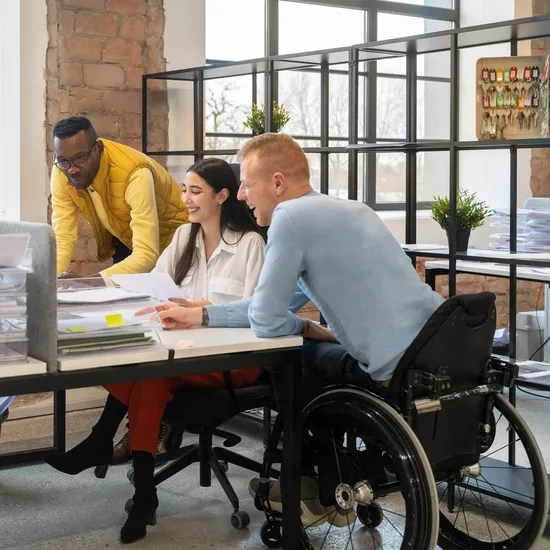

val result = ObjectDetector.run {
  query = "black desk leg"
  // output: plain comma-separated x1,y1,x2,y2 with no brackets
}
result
425,268,436,291
53,390,66,453
281,352,302,550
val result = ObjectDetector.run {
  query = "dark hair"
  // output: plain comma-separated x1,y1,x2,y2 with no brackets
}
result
53,116,98,144
173,158,264,285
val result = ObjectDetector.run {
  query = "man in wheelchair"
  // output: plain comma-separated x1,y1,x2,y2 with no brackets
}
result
155,134,549,550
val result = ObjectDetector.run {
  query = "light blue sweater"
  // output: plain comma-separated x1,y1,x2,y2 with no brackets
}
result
206,192,443,381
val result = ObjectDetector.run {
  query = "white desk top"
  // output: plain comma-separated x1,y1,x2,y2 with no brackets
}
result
56,298,303,371
401,244,550,262
425,260,550,282
160,328,303,360
0,357,48,378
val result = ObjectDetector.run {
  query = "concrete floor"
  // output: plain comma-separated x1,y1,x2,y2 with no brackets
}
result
0,390,549,550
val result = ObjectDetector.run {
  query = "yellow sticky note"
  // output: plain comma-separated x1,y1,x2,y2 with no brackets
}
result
105,313,125,328
67,326,86,333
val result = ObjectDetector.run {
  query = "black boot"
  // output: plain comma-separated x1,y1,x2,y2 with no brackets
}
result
121,451,158,544
45,394,127,475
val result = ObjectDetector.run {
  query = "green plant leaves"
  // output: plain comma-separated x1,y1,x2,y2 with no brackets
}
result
243,101,291,134
430,189,492,232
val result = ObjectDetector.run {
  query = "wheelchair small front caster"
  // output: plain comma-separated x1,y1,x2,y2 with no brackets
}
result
357,502,383,529
94,464,109,479
220,461,229,474
230,509,250,529
260,520,283,548
127,467,135,485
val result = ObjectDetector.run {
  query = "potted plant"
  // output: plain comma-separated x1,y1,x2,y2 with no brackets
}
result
430,189,492,252
243,101,290,135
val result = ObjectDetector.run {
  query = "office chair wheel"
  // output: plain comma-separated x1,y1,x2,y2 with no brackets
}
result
230,509,250,529
94,464,109,479
357,501,383,529
260,519,283,548
220,460,229,474
127,467,135,486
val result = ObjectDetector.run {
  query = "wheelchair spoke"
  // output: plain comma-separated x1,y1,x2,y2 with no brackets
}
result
330,427,344,484
465,481,513,540
318,510,337,550
381,510,405,539
459,483,472,545
475,477,495,544
480,437,520,461
478,473,528,520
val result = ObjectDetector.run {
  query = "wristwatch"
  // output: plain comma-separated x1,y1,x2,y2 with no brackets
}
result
299,319,311,337
201,306,210,327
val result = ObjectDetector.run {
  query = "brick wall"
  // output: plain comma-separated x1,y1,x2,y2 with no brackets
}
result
46,0,169,275
416,258,543,329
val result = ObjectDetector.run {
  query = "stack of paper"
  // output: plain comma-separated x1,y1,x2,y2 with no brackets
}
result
57,313,158,356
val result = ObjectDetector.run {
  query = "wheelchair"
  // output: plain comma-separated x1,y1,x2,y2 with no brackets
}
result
253,292,550,550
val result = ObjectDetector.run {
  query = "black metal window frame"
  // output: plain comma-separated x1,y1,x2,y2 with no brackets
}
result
204,0,457,210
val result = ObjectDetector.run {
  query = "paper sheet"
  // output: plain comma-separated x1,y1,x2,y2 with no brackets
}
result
57,314,143,333
0,234,29,267
57,288,150,305
110,272,184,303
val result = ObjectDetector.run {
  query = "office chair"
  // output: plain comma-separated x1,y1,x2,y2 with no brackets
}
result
125,373,278,529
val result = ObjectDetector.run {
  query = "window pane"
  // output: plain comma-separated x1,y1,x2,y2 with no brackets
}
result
206,0,264,60
307,153,321,192
279,2,365,55
418,80,449,140
378,15,452,74
376,153,406,203
417,151,449,202
329,153,365,202
205,76,252,135
377,78,406,140
279,71,320,137
377,0,454,8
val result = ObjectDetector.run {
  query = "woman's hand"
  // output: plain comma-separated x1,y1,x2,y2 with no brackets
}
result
58,271,80,279
168,298,213,308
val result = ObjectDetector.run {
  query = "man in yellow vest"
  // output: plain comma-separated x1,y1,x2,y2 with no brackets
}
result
50,116,188,279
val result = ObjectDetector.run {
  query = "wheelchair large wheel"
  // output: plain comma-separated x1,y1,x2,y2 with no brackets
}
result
437,393,549,550
295,387,439,550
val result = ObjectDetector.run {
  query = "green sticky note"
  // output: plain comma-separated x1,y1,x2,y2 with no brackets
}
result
106,313,125,328
67,326,86,333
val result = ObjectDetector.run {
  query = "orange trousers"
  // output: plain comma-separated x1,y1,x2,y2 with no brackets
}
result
104,367,262,456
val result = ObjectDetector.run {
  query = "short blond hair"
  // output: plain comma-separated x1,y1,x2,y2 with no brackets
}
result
237,133,310,181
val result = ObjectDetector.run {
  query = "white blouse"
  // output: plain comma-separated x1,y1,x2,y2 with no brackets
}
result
153,224,265,305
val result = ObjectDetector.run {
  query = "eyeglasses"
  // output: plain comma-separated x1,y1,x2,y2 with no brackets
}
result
54,140,98,171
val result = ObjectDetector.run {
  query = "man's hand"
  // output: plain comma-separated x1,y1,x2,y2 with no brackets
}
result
168,298,213,308
58,271,80,280
158,306,203,330
300,319,338,343
134,301,180,318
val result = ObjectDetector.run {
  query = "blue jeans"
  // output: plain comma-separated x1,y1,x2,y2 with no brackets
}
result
268,340,383,409
301,340,380,390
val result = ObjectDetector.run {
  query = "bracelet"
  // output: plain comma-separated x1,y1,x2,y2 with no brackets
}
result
201,306,209,327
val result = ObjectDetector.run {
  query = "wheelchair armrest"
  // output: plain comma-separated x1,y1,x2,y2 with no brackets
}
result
212,428,242,448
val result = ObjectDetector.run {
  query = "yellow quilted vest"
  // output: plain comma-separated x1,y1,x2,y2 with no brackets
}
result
61,139,188,262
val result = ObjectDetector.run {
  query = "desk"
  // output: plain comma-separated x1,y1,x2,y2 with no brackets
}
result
423,260,550,390
423,259,550,290
0,327,304,550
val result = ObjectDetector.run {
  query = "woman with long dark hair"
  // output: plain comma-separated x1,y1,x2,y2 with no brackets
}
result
45,158,265,544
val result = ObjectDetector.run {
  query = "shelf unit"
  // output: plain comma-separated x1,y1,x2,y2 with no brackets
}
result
142,12,550,355
142,13,550,513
